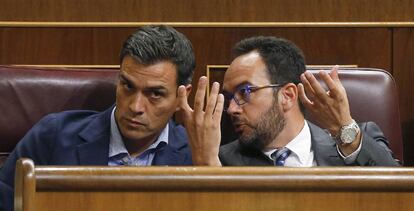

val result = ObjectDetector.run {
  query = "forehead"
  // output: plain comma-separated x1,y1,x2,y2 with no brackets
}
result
120,56,177,88
223,51,271,91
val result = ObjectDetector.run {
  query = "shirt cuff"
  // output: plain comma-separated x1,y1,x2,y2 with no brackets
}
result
336,135,363,164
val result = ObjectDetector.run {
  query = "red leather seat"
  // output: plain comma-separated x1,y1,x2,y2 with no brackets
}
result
0,66,118,165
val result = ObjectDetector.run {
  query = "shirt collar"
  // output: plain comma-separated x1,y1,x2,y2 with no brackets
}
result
263,120,312,165
109,106,169,158
284,120,312,165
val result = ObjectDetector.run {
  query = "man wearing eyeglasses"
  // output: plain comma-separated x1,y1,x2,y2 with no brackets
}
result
178,36,399,166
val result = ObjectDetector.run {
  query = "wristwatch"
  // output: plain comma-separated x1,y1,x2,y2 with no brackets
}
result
333,119,360,145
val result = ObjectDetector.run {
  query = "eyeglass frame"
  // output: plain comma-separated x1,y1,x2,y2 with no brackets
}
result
223,83,283,111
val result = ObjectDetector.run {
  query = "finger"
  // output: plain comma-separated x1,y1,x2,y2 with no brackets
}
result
178,85,193,112
319,71,338,96
326,65,346,99
329,65,340,82
205,82,220,118
194,76,208,114
213,93,224,123
300,73,316,100
297,83,314,108
304,71,329,101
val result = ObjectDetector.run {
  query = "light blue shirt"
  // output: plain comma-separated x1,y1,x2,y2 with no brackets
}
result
108,107,169,166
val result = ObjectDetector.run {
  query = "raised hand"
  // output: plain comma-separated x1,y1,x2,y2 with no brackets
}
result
298,65,361,155
178,76,224,166
297,65,353,136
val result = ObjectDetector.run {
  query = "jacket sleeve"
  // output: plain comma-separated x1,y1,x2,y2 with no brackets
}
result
0,114,57,211
355,121,400,166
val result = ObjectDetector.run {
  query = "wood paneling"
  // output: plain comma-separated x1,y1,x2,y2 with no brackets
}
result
393,28,414,165
0,27,391,69
1,0,414,22
0,27,133,64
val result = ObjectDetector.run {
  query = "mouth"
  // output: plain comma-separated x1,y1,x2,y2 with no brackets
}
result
233,123,246,133
125,118,146,128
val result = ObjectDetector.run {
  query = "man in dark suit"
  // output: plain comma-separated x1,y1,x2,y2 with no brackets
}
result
0,25,195,211
178,36,399,167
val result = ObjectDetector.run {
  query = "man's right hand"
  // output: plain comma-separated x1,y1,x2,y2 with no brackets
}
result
178,76,224,166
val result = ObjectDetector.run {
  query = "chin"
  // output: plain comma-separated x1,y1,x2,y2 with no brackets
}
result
238,132,266,150
124,133,146,142
238,133,255,145
120,127,148,141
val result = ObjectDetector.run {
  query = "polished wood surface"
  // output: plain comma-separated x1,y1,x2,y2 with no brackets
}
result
14,159,35,211
1,0,414,22
14,158,414,211
33,192,414,211
2,22,414,27
35,167,414,191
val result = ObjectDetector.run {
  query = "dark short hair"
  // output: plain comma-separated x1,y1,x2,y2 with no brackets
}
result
120,25,195,85
233,36,306,86
233,36,306,113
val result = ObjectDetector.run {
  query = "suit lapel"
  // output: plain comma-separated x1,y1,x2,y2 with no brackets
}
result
152,145,188,165
244,155,273,166
308,122,345,166
76,106,113,165
236,141,273,166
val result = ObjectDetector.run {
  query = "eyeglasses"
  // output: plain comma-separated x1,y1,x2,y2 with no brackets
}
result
223,84,283,111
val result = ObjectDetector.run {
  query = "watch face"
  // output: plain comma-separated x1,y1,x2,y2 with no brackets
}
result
340,127,358,144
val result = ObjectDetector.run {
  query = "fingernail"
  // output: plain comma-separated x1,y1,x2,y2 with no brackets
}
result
199,77,207,84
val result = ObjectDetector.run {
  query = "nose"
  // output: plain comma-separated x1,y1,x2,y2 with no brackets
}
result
226,98,242,116
129,93,146,115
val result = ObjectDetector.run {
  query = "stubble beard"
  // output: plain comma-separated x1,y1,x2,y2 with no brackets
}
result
239,100,286,150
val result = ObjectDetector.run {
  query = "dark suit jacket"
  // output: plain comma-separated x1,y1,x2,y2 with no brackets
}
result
0,106,191,211
219,121,399,166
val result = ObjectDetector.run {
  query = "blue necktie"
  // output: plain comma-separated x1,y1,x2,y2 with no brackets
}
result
272,147,291,166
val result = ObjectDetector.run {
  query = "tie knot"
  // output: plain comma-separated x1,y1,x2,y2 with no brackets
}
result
271,147,291,166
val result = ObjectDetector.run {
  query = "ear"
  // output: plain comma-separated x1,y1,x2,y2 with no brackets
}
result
175,84,192,111
279,83,298,112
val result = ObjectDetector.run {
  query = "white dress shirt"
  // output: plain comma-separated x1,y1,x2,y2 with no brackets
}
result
263,120,362,166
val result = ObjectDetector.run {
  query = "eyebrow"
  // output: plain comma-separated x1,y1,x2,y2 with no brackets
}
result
119,73,169,91
145,86,168,92
119,73,132,84
236,82,253,89
223,81,252,92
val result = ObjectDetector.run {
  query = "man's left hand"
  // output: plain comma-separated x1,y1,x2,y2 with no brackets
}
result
298,65,360,155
